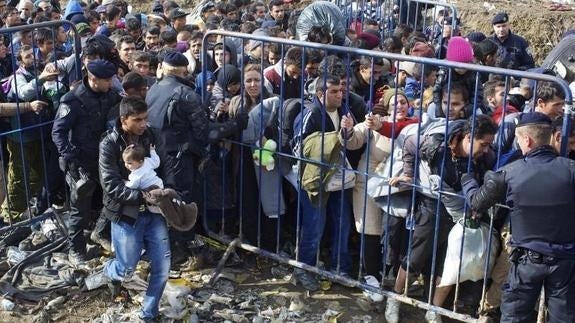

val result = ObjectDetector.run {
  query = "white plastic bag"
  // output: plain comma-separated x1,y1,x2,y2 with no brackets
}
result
325,158,356,192
439,221,500,287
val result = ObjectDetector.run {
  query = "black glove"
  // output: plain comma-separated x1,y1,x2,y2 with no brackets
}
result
471,170,506,212
235,112,249,130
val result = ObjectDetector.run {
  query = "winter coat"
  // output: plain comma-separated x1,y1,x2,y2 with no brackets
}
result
340,122,391,235
301,131,342,207
99,122,158,221
243,97,286,217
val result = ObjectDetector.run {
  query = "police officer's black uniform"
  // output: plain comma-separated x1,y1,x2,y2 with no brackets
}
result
489,13,535,71
52,60,121,260
461,113,575,323
146,52,248,204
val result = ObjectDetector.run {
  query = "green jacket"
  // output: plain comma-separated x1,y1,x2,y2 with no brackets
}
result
301,131,343,207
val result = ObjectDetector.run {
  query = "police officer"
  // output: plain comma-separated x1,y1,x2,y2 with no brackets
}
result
461,112,575,323
146,51,248,260
489,12,535,71
146,51,248,209
52,59,121,264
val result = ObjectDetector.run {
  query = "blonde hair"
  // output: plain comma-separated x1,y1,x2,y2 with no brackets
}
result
516,124,553,147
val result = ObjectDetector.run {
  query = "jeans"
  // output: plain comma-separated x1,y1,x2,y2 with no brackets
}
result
298,189,351,273
1,139,43,221
104,210,171,320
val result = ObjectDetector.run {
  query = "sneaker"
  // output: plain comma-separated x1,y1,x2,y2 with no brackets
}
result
385,298,400,323
383,271,397,288
362,275,384,302
90,231,112,252
331,271,355,288
294,269,320,291
425,310,443,323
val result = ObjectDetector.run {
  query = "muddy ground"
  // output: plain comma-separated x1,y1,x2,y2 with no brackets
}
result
0,239,427,323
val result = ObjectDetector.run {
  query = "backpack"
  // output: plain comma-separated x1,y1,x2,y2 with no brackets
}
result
283,98,313,157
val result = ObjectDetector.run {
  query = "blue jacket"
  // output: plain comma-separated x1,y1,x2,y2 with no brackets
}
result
64,0,83,21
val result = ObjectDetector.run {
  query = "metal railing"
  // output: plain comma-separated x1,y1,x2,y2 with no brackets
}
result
200,29,572,322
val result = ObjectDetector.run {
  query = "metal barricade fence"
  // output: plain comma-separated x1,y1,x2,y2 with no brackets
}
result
0,20,82,252
333,0,458,43
201,30,572,322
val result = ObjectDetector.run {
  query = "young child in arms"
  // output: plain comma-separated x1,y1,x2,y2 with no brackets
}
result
123,144,164,189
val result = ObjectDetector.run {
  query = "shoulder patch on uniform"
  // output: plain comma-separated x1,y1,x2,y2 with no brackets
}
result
56,105,70,119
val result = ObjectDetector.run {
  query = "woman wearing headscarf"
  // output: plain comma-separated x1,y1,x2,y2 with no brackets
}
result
209,64,241,120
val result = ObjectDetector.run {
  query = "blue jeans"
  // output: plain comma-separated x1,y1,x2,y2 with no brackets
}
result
298,189,352,273
104,211,171,320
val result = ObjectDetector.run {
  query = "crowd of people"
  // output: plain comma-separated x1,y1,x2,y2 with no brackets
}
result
0,0,574,322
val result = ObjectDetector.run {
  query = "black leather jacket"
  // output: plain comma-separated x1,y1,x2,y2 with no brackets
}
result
99,121,159,221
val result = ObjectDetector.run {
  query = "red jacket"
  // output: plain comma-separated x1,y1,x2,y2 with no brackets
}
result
377,117,419,138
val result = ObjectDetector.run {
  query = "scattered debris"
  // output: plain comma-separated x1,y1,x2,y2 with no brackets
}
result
0,298,15,311
44,296,66,311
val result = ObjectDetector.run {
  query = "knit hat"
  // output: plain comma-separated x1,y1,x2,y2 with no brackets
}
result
382,89,408,110
163,51,189,67
246,29,269,52
446,37,474,63
357,32,380,50
398,61,417,76
70,14,88,25
76,22,91,36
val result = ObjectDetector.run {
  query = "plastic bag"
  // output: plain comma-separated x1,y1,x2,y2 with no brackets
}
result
295,1,347,46
161,281,192,319
439,220,500,287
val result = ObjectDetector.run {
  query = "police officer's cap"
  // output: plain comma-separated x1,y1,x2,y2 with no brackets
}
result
492,12,509,25
515,112,553,128
163,51,189,67
87,59,116,79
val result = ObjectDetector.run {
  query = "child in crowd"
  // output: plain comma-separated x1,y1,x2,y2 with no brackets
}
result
123,144,164,189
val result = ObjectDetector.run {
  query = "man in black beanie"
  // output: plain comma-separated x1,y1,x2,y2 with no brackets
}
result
488,12,534,71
